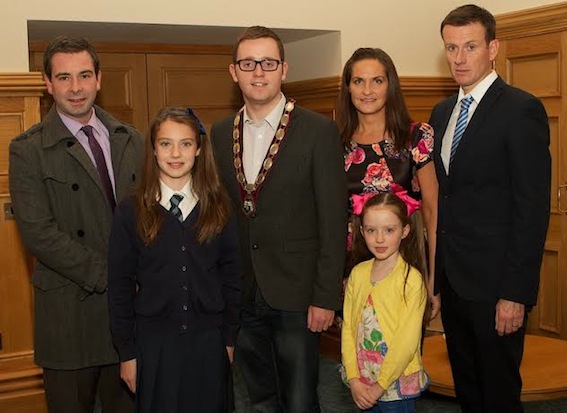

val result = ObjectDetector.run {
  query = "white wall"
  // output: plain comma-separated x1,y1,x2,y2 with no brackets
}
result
1,0,562,79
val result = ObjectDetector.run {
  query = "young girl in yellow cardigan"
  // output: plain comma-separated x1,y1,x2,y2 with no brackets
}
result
341,192,429,412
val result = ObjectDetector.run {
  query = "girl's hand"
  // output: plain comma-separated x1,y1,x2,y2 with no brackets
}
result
226,346,234,364
348,378,375,410
120,359,137,394
367,383,384,403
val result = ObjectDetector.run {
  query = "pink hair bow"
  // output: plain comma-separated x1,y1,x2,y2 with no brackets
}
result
351,193,376,216
351,184,421,217
390,183,421,216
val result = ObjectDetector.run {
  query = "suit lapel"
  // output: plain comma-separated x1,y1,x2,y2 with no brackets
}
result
450,78,505,171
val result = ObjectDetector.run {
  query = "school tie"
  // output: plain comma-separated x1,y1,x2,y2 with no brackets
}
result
450,95,474,162
170,194,184,222
81,125,116,211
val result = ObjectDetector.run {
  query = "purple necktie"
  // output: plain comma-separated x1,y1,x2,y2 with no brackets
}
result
81,125,116,211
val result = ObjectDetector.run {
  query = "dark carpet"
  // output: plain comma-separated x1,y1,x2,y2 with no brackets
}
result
234,356,567,412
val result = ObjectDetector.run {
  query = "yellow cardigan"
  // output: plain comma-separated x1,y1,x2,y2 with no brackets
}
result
341,254,427,391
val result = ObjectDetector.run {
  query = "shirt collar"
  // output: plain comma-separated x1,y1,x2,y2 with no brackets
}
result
458,70,498,104
57,108,100,137
243,93,286,130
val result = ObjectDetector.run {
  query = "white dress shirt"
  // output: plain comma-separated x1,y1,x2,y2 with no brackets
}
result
242,94,286,183
159,179,198,221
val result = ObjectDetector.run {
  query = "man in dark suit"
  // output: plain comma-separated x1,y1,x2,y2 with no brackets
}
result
428,5,551,413
9,37,143,413
211,26,347,412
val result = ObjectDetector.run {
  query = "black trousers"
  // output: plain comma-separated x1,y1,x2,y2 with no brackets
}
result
440,277,526,413
235,285,321,413
43,363,134,413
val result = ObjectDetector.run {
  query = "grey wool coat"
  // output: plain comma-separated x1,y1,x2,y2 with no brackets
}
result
9,105,144,369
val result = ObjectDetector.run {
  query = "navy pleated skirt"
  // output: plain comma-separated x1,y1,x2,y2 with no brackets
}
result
135,327,233,413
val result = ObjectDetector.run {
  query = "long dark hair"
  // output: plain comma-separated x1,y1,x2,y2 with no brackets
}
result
338,48,412,151
135,107,230,244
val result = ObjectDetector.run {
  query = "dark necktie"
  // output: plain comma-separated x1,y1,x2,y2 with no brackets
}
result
81,125,116,211
170,194,184,222
450,95,474,162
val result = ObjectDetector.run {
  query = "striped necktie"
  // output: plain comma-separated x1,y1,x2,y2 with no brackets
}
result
450,95,474,162
170,194,184,222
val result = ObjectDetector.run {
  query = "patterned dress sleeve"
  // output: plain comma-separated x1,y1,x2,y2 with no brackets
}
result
410,122,434,171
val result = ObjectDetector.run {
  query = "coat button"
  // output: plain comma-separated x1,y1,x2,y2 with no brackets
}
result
71,183,79,191
77,230,85,237
181,324,187,330
252,244,258,250
182,304,188,311
181,266,187,272
182,285,188,291
181,246,186,252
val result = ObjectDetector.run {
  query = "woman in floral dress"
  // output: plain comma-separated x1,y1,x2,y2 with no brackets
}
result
337,48,440,319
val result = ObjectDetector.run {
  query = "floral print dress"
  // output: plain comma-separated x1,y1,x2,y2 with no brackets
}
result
344,122,434,249
348,292,429,401
345,122,433,204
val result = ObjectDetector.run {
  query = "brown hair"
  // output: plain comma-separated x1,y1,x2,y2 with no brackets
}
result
337,48,412,151
441,4,496,43
43,36,100,79
353,193,427,310
135,107,231,244
232,26,285,62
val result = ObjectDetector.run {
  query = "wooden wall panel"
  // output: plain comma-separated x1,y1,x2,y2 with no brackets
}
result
496,3,567,339
0,73,47,412
146,53,242,133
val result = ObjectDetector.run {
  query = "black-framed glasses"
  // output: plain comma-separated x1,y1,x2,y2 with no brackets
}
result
236,59,282,72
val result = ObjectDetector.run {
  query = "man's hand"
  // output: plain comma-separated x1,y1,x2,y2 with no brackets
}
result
349,378,375,410
495,299,525,336
429,293,441,321
226,346,234,364
120,359,137,393
307,305,334,332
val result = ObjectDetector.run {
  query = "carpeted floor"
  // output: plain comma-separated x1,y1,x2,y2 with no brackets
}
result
234,356,567,412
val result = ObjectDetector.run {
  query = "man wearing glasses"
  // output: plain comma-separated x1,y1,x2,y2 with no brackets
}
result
211,26,347,412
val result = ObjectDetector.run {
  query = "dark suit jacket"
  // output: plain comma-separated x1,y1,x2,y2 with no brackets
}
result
429,77,550,306
9,105,144,369
211,105,348,311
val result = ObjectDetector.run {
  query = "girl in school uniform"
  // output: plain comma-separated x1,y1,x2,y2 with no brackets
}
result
108,107,240,413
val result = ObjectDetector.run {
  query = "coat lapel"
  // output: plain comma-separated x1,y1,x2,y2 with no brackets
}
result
449,78,505,172
41,106,104,193
96,107,133,200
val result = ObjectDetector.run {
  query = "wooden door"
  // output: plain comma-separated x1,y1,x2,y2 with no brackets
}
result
29,51,149,133
146,53,242,134
496,31,567,339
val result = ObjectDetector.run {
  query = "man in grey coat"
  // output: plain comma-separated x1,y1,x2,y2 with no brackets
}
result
9,37,143,413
